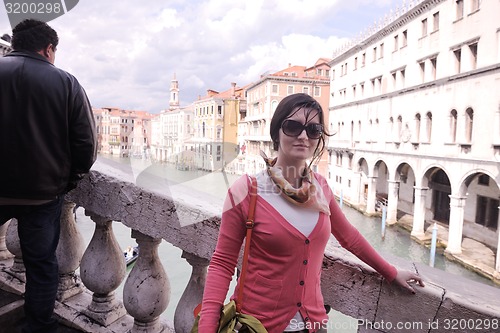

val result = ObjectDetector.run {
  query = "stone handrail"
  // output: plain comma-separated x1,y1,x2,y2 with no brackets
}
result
0,160,499,333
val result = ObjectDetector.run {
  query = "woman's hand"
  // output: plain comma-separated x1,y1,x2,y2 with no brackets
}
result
392,269,425,294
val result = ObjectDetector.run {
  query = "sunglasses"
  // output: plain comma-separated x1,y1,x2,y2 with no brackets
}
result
281,119,323,139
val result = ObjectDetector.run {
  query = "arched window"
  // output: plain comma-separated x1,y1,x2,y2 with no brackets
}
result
397,116,403,142
465,108,474,143
425,112,432,142
450,110,457,142
389,117,394,142
350,121,354,145
358,120,362,142
375,118,379,142
415,113,421,142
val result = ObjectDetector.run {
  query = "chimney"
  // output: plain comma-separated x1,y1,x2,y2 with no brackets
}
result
231,82,236,97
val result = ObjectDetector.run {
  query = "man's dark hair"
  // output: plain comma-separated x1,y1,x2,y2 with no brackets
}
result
11,19,58,52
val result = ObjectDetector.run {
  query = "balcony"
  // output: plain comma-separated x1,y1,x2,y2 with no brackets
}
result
0,159,499,332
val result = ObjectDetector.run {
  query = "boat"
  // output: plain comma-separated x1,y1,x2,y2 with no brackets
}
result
124,245,139,266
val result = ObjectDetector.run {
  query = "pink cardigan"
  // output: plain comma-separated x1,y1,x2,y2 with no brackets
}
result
198,173,397,333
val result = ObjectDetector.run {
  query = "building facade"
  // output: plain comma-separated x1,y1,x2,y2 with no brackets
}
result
237,59,331,176
94,107,152,158
190,83,246,172
327,0,500,272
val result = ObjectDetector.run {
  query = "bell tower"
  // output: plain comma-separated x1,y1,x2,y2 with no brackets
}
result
169,73,180,110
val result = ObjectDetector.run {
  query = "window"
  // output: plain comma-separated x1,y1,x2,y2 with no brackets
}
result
433,12,440,32
478,174,489,186
456,0,464,20
354,57,358,70
415,114,421,142
392,72,397,89
397,116,403,142
469,43,478,70
402,30,408,47
379,43,384,59
425,112,432,142
352,85,356,98
450,110,458,142
272,84,278,94
394,35,399,51
362,53,366,66
422,18,428,37
401,69,406,87
475,195,499,230
454,48,462,73
287,85,294,95
360,83,365,96
419,61,425,82
465,108,474,143
314,86,320,97
471,0,481,12
344,62,348,75
430,57,437,80
373,47,377,62
303,86,309,95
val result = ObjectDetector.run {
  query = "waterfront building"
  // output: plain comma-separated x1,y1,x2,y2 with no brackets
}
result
93,107,153,158
190,83,246,172
237,59,331,176
150,74,194,165
327,0,500,275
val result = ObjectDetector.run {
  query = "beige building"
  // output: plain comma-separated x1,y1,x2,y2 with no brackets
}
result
237,59,331,176
191,83,246,172
327,0,500,274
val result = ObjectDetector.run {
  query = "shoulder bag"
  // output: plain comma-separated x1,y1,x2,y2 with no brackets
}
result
191,176,267,333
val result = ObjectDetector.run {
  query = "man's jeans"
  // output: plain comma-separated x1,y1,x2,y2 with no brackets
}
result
0,195,64,333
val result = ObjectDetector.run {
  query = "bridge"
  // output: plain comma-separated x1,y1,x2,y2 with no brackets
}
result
0,158,499,332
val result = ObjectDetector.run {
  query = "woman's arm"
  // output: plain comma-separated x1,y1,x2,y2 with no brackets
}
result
198,176,249,331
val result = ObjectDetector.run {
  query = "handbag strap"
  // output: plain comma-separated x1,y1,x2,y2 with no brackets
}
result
236,176,257,313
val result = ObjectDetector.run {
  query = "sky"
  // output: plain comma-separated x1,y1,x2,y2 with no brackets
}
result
0,0,403,113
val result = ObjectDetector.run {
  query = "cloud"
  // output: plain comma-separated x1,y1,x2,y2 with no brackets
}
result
0,0,400,112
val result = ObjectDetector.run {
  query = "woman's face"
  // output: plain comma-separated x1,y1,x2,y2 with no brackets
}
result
277,107,322,164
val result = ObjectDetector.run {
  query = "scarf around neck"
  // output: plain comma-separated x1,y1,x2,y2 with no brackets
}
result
260,151,330,215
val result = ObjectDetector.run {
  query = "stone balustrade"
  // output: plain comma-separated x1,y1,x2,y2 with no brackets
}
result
0,160,499,333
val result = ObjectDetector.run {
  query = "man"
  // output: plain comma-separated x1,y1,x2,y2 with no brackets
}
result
0,19,96,332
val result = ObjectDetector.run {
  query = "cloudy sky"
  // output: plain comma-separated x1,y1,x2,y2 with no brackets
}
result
1,0,402,113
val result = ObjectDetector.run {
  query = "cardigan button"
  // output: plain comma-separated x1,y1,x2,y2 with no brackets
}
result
303,260,308,265
297,302,302,307
304,317,309,321
305,239,310,244
299,280,304,285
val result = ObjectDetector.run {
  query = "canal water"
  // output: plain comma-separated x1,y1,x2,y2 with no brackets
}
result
75,155,498,332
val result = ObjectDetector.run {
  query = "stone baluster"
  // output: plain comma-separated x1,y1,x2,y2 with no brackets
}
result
56,201,85,301
80,211,126,326
0,221,13,260
124,230,170,333
5,218,25,281
174,251,209,333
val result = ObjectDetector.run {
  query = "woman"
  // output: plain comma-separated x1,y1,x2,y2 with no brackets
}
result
198,93,424,333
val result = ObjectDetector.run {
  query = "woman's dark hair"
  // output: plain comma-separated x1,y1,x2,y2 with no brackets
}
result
11,19,58,52
270,93,331,165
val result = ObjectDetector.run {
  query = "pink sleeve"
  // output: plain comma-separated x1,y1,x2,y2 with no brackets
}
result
198,176,249,332
317,175,398,282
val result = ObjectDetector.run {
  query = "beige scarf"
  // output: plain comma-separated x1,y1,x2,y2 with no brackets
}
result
260,151,330,215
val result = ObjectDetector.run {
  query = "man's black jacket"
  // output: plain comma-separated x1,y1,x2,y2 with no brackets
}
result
0,51,97,200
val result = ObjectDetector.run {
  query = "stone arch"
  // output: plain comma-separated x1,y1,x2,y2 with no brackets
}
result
459,170,499,248
423,167,452,224
395,162,417,216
